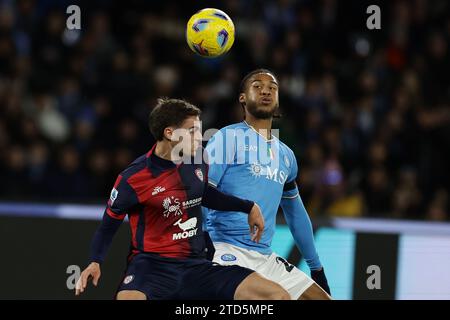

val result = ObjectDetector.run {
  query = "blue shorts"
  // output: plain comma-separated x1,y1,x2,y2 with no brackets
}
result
116,253,254,300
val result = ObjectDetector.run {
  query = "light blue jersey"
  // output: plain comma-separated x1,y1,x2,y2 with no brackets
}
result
203,121,299,255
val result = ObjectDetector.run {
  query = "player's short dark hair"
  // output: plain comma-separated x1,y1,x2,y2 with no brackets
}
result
239,68,278,93
148,98,201,141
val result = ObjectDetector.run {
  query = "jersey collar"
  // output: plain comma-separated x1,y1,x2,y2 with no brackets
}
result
146,144,179,177
242,120,276,143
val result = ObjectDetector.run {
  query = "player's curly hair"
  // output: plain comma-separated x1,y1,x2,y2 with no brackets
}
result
148,98,201,141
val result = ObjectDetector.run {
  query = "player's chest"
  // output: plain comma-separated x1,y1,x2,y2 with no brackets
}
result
232,145,291,186
142,165,206,212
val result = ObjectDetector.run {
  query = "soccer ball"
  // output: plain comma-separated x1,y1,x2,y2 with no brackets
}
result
186,8,235,58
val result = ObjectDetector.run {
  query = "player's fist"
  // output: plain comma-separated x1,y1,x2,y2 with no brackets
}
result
248,203,264,243
75,262,101,296
311,268,331,296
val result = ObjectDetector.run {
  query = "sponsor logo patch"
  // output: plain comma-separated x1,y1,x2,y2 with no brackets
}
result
221,254,237,262
152,186,166,196
162,196,183,218
123,275,134,284
182,197,202,209
284,155,290,168
172,217,198,240
110,188,118,205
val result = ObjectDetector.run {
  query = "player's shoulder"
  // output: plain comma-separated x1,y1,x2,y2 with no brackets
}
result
275,137,299,170
218,121,248,133
119,153,148,182
207,122,247,145
275,137,295,157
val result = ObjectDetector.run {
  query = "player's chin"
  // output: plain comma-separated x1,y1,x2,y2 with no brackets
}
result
253,106,277,118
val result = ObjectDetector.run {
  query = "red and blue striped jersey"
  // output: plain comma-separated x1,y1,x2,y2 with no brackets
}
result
106,145,209,259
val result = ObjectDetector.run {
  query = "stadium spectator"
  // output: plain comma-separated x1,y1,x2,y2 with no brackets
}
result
0,0,448,220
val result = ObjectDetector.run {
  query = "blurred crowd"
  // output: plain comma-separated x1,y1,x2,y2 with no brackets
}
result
0,0,449,220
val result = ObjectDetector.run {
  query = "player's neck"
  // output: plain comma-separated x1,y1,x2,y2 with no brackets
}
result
154,141,177,162
244,115,273,140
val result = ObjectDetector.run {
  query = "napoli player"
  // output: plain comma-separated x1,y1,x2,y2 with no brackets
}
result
75,98,291,300
203,69,332,300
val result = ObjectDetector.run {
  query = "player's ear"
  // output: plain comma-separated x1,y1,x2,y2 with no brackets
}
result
239,93,246,106
163,127,173,141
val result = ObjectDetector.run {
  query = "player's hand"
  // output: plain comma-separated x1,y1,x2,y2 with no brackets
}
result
311,267,331,296
75,262,101,296
248,203,264,243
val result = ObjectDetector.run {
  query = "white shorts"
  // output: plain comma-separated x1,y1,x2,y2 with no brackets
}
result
213,242,314,299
